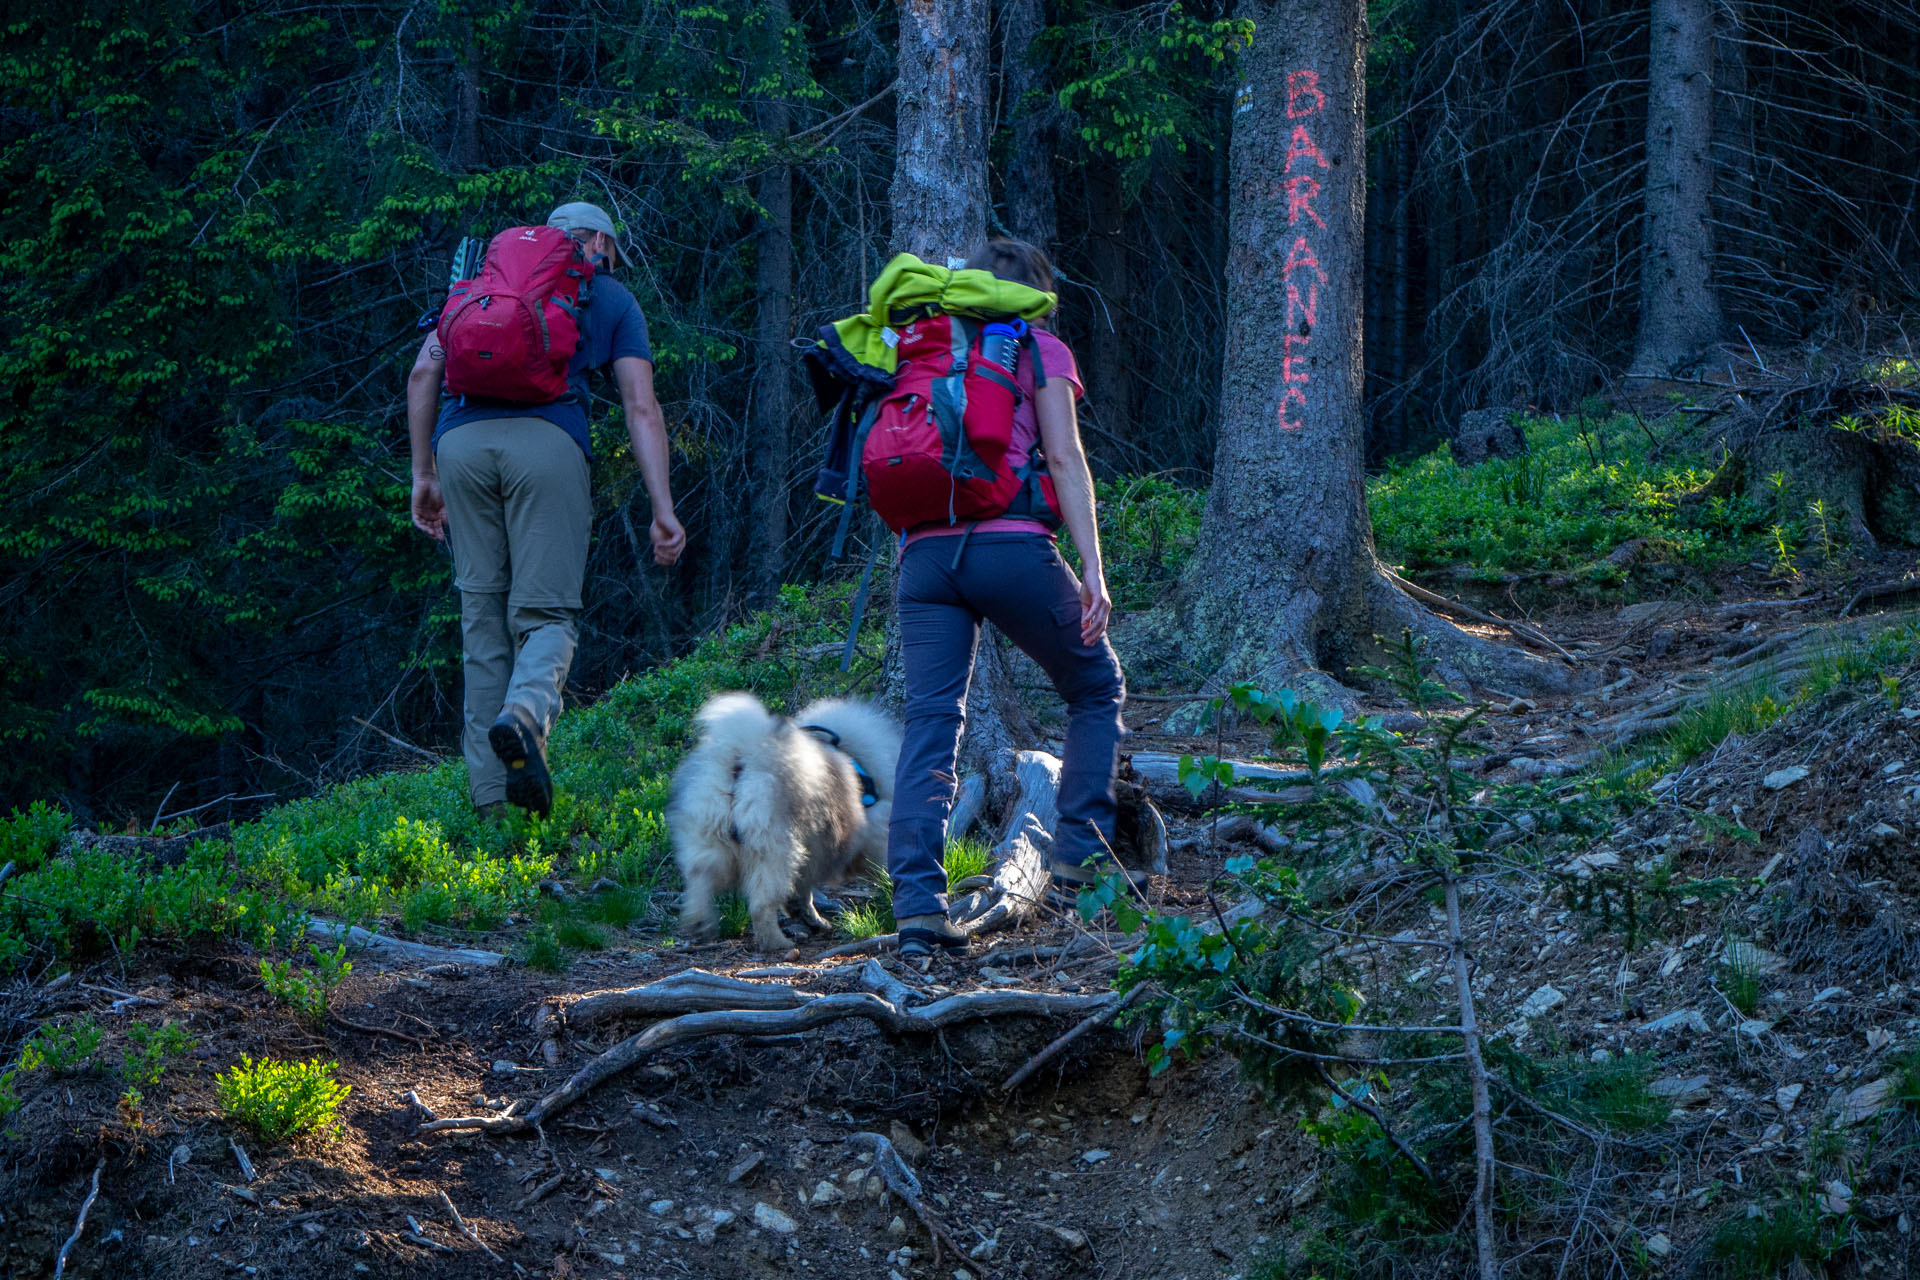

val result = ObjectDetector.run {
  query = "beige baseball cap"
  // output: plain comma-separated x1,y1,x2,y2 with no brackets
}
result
547,201,625,268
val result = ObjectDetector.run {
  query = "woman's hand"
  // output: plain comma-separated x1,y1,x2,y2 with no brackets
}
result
1080,573,1112,644
411,475,446,540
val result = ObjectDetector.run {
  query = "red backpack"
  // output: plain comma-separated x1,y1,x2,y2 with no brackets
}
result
437,226,594,403
857,314,1061,534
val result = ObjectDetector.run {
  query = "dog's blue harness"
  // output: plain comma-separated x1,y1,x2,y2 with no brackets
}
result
800,723,879,808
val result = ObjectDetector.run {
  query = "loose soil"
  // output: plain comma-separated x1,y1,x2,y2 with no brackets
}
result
10,559,1920,1279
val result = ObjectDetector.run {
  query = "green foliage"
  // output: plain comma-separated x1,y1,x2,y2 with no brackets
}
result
1054,3,1251,165
1500,1049,1666,1134
19,1018,105,1075
1718,943,1764,1016
1661,680,1789,766
516,926,571,974
838,869,895,940
1369,415,1768,586
215,1056,350,1144
260,944,352,1025
944,839,992,888
121,1021,195,1087
1708,1192,1850,1278
0,801,70,872
1091,476,1203,611
717,892,752,940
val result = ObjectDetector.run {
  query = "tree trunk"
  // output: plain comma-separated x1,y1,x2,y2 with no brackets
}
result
450,26,481,172
749,18,794,601
1000,0,1058,250
1158,0,1567,699
1083,161,1134,445
890,0,1033,795
892,0,991,260
1630,0,1722,376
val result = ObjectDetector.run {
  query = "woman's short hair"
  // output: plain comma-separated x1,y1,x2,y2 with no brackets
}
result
964,239,1056,296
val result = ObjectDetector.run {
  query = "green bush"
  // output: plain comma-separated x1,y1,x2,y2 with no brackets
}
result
19,1017,104,1075
0,801,70,872
1369,414,1763,583
1091,475,1204,611
120,1021,195,1086
260,944,352,1025
215,1057,350,1143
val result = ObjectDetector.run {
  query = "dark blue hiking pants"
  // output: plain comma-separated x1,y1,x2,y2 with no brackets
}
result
887,531,1127,920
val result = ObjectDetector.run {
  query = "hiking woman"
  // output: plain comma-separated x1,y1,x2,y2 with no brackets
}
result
889,239,1128,960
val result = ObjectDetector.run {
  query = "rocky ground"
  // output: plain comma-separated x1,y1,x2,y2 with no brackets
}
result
9,574,1920,1279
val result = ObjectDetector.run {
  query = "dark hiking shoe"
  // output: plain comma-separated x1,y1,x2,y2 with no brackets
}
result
489,706,553,817
475,801,508,823
896,913,969,960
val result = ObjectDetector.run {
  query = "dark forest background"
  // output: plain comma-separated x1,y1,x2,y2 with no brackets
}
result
4,0,1917,820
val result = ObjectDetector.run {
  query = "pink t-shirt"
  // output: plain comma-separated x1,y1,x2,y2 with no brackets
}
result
903,328,1084,546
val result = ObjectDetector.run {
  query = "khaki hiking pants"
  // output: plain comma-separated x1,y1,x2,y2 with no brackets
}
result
437,417,591,807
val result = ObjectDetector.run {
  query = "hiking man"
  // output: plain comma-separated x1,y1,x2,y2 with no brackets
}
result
406,201,685,817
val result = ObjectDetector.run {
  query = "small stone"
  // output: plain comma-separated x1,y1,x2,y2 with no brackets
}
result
594,1168,622,1185
1762,766,1810,790
810,1180,843,1206
1659,951,1685,977
1820,1180,1853,1215
1049,1226,1090,1251
170,1144,193,1167
1639,1008,1709,1034
1838,1077,1895,1124
648,1199,676,1215
1813,986,1847,1004
490,1059,518,1076
1776,1083,1804,1113
1516,984,1567,1020
1081,1149,1111,1164
1867,1027,1894,1052
1650,1075,1711,1108
586,1199,612,1218
889,1121,928,1165
596,1253,626,1266
753,1203,798,1235
887,1216,908,1238
1737,1019,1775,1038
727,1151,764,1184
1645,1233,1673,1258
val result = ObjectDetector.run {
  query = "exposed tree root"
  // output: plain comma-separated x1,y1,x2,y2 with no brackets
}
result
1382,568,1579,663
564,969,810,1026
845,1131,968,1264
305,918,504,967
1001,983,1149,1093
425,971,1118,1135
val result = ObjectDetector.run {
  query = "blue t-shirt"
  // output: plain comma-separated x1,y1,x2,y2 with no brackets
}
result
433,274,653,457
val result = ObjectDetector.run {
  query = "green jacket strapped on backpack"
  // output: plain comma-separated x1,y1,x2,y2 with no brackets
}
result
810,252,1058,383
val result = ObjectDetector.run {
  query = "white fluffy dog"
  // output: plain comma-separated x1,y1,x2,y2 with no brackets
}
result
669,693,900,952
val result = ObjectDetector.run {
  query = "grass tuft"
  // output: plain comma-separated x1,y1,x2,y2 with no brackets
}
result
944,838,992,888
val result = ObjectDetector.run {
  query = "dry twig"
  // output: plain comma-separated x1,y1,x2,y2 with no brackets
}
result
51,1158,105,1280
438,1189,503,1263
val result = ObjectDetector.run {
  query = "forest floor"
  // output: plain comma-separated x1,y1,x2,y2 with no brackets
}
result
10,543,1920,1277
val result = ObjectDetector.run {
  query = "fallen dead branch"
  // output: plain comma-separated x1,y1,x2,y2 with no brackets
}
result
51,1158,105,1280
515,1170,567,1210
423,985,1117,1135
437,1189,502,1263
230,1139,256,1183
331,1012,430,1046
305,918,503,967
1385,568,1578,663
1001,983,1149,1093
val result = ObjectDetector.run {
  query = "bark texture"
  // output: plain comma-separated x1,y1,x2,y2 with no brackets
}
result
1000,0,1059,250
892,0,991,260
1630,0,1722,376
1163,0,1569,697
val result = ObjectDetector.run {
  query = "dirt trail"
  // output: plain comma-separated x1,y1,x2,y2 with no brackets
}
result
8,578,1920,1279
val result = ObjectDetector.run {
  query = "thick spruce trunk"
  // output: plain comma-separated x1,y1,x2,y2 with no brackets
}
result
1162,0,1567,699
892,0,991,259
1630,0,1722,376
891,0,1032,803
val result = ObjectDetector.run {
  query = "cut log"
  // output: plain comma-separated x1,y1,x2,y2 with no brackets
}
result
304,918,504,967
953,812,1051,935
64,824,233,868
565,968,812,1026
